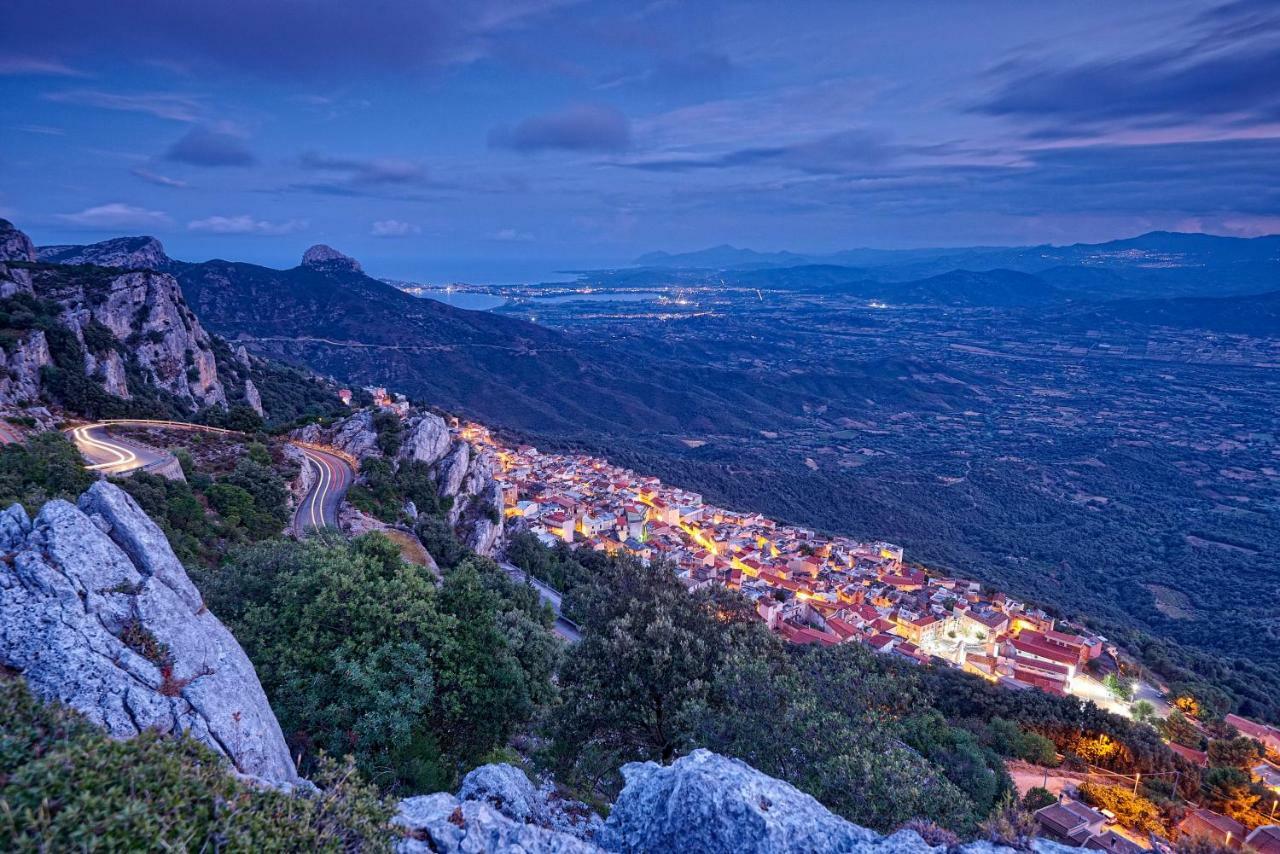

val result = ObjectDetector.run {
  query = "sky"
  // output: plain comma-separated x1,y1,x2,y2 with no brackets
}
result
2,0,1278,281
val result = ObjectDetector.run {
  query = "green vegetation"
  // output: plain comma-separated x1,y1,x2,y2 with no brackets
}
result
0,431,94,513
544,550,1012,834
0,671,392,852
347,457,446,524
200,534,559,793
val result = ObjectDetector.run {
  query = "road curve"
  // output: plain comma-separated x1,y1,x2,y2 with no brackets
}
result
65,419,354,534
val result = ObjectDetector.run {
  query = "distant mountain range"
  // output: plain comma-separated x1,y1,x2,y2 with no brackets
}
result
634,231,1280,299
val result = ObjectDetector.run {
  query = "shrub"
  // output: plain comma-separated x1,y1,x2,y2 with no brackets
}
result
1022,787,1057,812
0,672,392,851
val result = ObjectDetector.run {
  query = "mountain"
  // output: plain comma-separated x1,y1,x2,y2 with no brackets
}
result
636,231,1280,299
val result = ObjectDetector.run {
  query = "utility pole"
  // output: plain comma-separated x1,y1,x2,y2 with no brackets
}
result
1133,771,1141,796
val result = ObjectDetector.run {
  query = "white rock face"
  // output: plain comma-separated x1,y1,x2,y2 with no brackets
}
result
436,442,471,499
0,218,36,263
37,235,169,270
44,269,226,410
244,377,264,416
398,412,453,466
0,482,299,786
293,410,379,459
0,330,51,405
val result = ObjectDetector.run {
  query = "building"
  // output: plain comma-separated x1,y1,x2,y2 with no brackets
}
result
1035,800,1109,846
1085,830,1146,854
1178,808,1246,848
1245,825,1280,854
1226,715,1280,757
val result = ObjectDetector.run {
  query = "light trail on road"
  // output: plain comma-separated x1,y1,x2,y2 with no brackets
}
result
66,419,354,534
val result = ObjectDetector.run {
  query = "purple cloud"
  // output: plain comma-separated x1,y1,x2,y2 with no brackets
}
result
490,104,632,153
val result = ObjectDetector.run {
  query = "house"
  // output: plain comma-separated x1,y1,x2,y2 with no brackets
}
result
1035,799,1109,846
1245,825,1280,854
1226,715,1280,757
1085,830,1146,854
1166,742,1209,768
1007,631,1081,678
1178,808,1246,848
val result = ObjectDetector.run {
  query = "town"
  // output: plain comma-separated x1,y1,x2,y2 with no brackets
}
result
465,422,1129,712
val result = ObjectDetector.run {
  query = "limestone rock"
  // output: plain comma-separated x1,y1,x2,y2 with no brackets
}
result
38,235,169,270
301,244,362,273
600,749,882,853
0,330,51,405
39,268,226,410
244,377,264,417
394,793,601,854
292,410,379,459
0,218,36,263
398,412,453,466
436,442,471,499
0,481,298,786
458,763,543,824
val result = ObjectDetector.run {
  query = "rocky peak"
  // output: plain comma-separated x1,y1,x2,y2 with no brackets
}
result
0,218,36,262
0,481,299,787
301,244,362,273
38,235,170,270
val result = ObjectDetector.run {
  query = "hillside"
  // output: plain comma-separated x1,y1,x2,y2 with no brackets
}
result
1065,289,1280,336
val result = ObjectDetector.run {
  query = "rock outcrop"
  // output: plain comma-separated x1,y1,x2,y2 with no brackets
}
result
244,377,264,416
37,235,170,270
27,264,227,410
398,412,453,466
0,218,36,296
301,244,362,273
293,409,380,460
396,750,1076,854
0,481,298,786
0,330,51,405
1,218,36,263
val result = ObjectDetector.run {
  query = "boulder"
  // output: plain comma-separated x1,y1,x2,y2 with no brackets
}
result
0,481,298,786
599,749,884,853
394,793,601,854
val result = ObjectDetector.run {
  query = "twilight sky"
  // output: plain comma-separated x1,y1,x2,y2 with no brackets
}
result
2,0,1278,280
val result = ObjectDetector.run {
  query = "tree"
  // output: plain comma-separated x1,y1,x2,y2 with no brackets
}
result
1023,787,1057,812
1162,710,1204,749
1131,700,1156,725
204,534,555,792
0,431,93,512
1077,783,1166,835
1104,673,1136,702
1206,737,1263,770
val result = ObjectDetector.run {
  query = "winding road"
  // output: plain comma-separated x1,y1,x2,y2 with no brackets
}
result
66,419,354,535
500,561,582,643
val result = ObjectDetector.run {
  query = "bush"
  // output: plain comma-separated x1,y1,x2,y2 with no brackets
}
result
0,431,93,512
202,534,556,793
1077,782,1167,835
0,672,392,851
1022,787,1057,812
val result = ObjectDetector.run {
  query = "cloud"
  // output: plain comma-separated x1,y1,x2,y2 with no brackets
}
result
43,89,203,122
0,1,574,79
55,203,171,230
976,1,1280,128
131,167,189,188
299,152,426,185
370,219,420,237
14,124,65,136
165,127,255,167
490,104,631,153
616,129,894,174
0,55,84,76
489,228,535,242
187,214,307,235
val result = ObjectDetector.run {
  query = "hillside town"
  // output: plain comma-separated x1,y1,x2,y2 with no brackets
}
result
464,423,1124,705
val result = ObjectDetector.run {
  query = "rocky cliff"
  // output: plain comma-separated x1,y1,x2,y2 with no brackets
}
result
34,266,227,409
38,235,170,270
0,481,299,786
293,406,505,556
